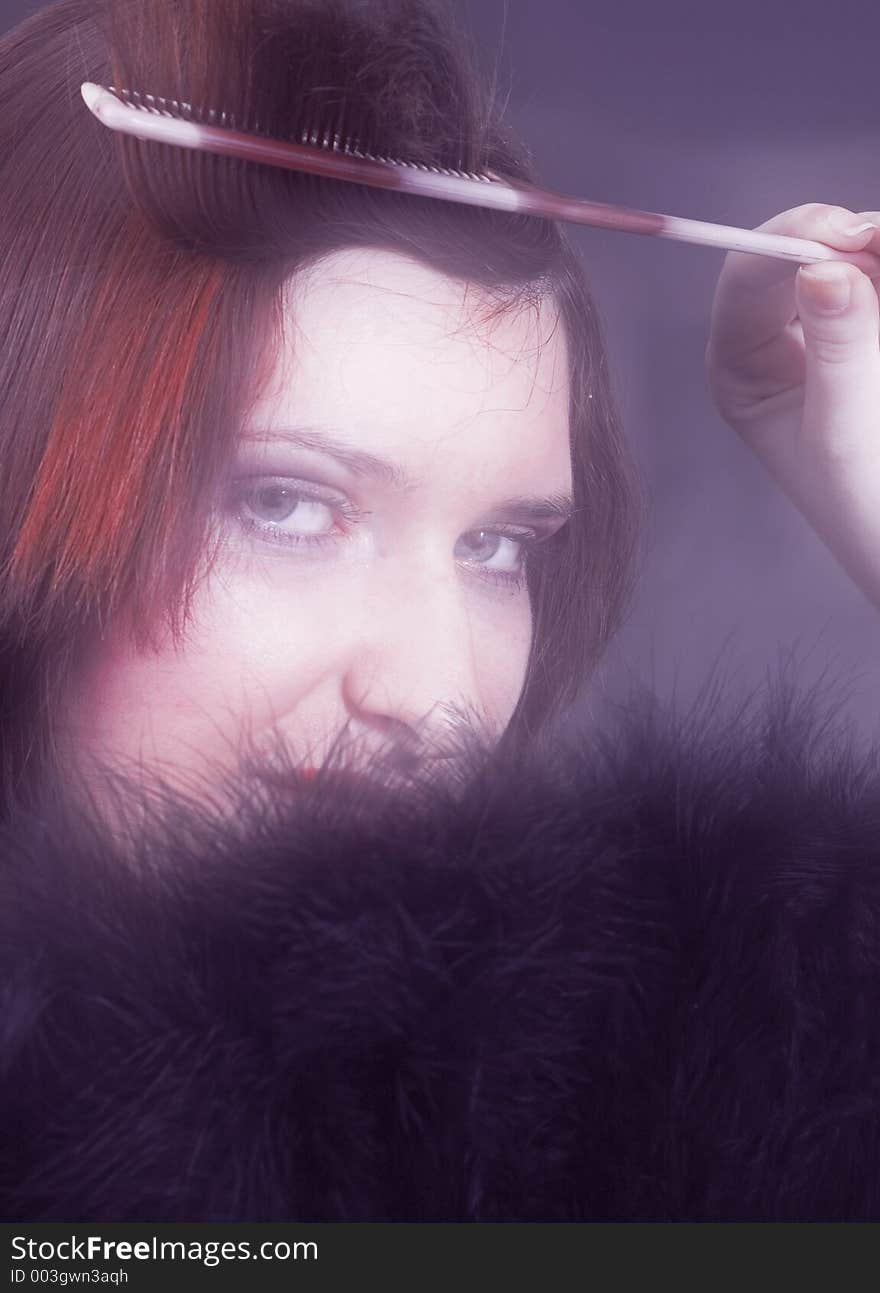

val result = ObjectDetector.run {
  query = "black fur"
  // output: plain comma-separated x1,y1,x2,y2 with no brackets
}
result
3,683,880,1221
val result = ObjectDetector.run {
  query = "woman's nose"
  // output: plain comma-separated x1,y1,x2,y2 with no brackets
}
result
340,560,485,745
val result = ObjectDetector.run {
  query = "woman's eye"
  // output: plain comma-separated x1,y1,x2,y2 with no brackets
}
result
455,529,526,575
224,475,365,551
226,479,540,587
243,483,336,536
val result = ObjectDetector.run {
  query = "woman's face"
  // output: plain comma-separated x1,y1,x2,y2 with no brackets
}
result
64,249,572,798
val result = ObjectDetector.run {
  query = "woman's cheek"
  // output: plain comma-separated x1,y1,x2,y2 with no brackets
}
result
200,557,343,696
470,588,533,723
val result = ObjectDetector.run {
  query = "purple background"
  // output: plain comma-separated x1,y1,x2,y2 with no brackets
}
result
7,0,880,733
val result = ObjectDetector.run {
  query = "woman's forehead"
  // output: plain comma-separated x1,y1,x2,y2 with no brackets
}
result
253,248,570,430
241,250,572,509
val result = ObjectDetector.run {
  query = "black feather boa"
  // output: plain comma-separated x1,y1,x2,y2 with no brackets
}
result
3,684,880,1222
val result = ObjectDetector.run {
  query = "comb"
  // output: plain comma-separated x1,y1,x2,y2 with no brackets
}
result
81,82,874,269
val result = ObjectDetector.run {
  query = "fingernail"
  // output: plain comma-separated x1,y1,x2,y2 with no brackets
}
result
799,263,853,312
828,211,877,238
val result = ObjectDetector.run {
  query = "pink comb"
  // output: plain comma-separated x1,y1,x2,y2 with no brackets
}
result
81,82,874,269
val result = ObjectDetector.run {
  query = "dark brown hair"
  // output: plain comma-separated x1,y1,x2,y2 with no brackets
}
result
0,0,640,813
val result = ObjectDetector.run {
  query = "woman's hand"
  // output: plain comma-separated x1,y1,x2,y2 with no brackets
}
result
706,203,880,606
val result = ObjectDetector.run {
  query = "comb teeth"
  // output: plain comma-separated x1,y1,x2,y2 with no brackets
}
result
106,84,497,185
108,85,238,130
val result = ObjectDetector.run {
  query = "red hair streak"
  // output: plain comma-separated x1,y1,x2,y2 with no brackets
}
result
10,225,223,616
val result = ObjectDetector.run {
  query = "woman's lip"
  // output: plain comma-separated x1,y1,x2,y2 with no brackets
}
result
257,765,388,794
257,749,459,792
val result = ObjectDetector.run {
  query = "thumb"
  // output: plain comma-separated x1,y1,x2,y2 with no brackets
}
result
796,262,880,455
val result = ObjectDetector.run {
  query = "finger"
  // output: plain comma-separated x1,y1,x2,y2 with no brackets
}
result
710,204,880,357
753,202,879,262
797,260,880,456
792,259,880,599
853,211,880,257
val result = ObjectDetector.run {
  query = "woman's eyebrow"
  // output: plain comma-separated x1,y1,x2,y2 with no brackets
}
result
485,494,574,529
243,426,412,488
244,426,574,525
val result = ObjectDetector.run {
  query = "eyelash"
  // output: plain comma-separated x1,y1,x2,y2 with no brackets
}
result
225,475,550,590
